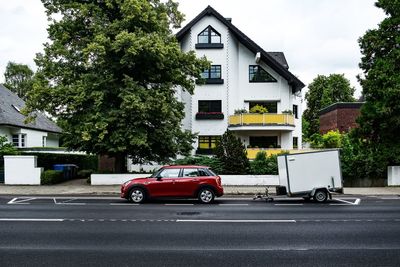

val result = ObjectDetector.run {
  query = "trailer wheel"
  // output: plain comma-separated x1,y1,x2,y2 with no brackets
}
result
314,190,328,203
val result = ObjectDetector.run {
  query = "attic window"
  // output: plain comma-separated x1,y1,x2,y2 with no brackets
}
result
196,26,224,49
249,65,277,83
12,104,21,113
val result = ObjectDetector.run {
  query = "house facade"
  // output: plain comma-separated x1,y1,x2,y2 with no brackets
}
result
176,6,305,158
0,84,61,148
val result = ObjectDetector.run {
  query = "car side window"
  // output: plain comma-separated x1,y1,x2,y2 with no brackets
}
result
198,169,210,176
158,168,180,178
182,168,200,177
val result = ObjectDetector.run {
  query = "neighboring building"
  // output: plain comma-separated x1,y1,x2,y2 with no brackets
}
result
176,6,305,157
0,84,62,148
319,102,364,134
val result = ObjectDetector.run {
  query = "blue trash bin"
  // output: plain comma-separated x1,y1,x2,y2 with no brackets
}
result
53,164,78,179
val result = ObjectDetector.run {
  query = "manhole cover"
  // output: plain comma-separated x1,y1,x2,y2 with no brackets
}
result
177,212,200,216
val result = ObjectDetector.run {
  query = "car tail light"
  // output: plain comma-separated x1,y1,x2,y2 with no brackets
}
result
216,176,222,186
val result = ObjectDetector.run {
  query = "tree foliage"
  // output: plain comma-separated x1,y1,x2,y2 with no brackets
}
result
214,130,249,174
0,136,19,156
3,62,34,100
303,74,355,139
24,0,209,172
355,0,400,167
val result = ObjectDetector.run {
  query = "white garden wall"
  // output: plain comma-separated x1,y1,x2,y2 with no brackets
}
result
388,166,400,186
4,155,43,185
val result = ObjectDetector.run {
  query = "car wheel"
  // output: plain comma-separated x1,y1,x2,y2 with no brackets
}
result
129,188,146,203
313,190,328,203
198,188,215,204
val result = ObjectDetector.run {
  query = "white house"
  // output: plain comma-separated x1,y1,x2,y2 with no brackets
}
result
176,6,305,158
0,84,61,148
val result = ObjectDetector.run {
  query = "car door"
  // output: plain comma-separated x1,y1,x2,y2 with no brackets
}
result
146,168,180,197
175,168,202,196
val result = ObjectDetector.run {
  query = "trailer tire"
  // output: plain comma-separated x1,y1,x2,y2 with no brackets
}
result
313,190,328,203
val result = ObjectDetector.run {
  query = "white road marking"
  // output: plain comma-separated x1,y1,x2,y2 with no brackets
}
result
57,203,86,205
7,198,36,204
176,219,296,223
218,204,249,206
330,198,361,205
164,204,194,206
0,218,64,222
274,204,303,206
109,203,139,206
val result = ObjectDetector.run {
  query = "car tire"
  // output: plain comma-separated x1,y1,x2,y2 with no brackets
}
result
129,187,146,203
313,190,328,203
198,188,215,204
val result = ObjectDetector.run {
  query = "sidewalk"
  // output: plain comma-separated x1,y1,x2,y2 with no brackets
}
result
0,179,399,196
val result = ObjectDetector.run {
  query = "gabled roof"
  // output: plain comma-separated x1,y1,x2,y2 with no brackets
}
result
176,6,305,92
0,84,62,134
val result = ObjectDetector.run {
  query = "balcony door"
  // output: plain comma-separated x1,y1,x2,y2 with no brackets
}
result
249,136,278,148
249,102,277,113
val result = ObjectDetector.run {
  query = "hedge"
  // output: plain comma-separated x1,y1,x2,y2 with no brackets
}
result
20,152,98,171
41,170,64,185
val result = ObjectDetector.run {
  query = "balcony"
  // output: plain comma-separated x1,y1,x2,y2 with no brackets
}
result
246,148,313,160
229,114,295,127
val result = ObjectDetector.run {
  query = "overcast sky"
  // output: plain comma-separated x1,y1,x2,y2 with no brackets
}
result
0,0,385,99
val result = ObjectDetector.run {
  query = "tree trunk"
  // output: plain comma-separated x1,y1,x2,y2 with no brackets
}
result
113,153,127,173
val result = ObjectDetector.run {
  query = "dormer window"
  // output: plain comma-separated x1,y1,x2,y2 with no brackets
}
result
195,26,224,49
249,65,277,83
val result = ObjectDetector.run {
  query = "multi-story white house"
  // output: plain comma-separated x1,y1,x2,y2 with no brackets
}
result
176,6,305,158
0,84,61,148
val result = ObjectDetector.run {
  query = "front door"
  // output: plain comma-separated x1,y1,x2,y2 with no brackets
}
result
146,168,180,197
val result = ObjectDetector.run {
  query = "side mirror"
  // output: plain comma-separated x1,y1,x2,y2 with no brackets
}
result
156,176,162,181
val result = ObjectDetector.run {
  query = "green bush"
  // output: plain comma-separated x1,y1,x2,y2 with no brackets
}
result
41,170,64,185
77,169,93,179
21,152,98,171
249,104,268,113
250,152,279,175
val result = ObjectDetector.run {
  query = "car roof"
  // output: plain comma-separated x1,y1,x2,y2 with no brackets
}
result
163,165,210,169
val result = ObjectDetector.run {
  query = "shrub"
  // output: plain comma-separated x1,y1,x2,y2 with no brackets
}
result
250,152,279,175
249,105,268,113
0,136,19,156
234,109,248,114
77,169,93,179
41,170,64,185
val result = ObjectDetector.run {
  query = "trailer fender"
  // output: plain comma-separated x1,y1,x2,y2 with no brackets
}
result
310,187,329,197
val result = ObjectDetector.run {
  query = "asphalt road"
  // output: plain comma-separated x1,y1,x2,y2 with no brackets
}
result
0,195,399,267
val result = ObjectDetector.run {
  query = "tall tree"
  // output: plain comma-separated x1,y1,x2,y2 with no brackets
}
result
356,0,400,167
24,0,208,172
303,74,355,139
214,130,250,174
3,62,34,100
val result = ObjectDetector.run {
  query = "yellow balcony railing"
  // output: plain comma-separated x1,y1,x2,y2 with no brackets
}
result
246,148,315,160
229,113,294,126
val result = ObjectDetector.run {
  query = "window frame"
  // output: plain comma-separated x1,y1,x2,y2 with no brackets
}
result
293,105,298,119
197,26,221,44
249,65,277,83
198,100,222,113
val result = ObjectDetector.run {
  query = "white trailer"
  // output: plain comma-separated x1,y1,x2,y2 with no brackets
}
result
276,150,343,202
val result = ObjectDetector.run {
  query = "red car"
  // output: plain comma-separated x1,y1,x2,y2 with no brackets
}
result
121,165,224,204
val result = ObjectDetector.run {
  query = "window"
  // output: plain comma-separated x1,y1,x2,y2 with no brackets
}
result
293,105,298,119
12,135,19,147
202,65,221,79
198,100,222,113
199,136,220,149
293,137,298,149
249,65,277,82
198,26,221,44
249,136,278,148
158,168,180,178
42,136,47,147
12,134,26,148
196,26,224,49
